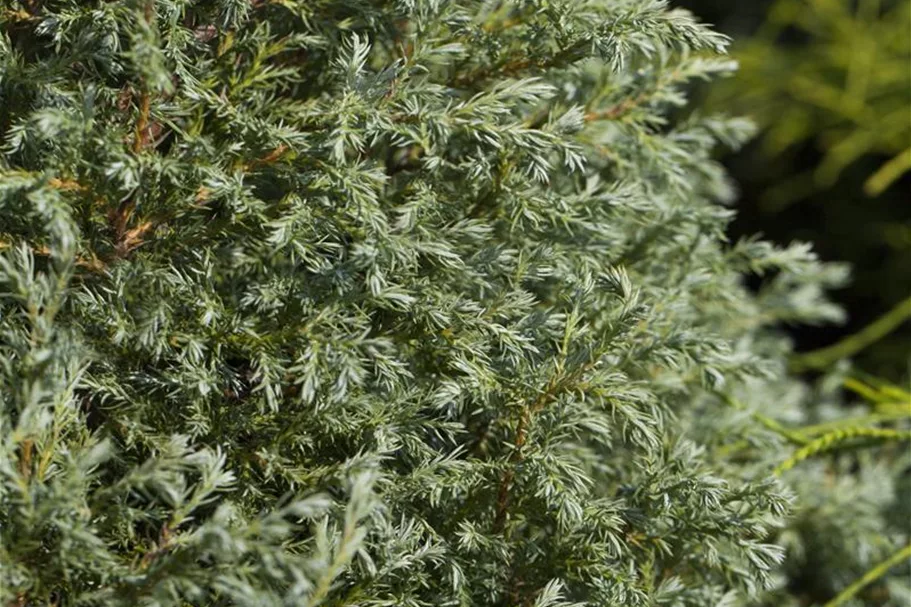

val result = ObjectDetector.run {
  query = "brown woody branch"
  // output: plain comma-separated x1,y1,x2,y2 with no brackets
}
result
18,439,33,481
584,97,639,122
585,66,685,124
492,374,559,533
140,524,173,570
132,91,152,154
237,144,291,172
450,46,582,89
492,358,599,533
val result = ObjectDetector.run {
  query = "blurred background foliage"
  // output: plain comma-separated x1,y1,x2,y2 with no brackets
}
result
677,4,911,603
680,0,911,381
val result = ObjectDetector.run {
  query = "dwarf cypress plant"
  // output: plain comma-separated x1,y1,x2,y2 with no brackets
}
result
1,1,904,606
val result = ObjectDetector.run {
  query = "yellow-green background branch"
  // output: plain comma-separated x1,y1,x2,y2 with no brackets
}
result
823,543,911,607
791,295,911,371
775,427,911,475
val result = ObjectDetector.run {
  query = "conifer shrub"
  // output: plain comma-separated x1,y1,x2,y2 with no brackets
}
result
0,1,907,606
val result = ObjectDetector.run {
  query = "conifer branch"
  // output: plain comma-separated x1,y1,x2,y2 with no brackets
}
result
790,295,911,371
493,358,599,532
584,98,640,123
0,1,892,604
492,380,550,533
718,392,809,445
775,428,911,475
451,45,583,88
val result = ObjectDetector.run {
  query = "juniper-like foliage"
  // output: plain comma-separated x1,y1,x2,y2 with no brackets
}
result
0,1,906,606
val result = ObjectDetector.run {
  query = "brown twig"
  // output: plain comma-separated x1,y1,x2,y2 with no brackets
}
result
47,178,85,192
451,45,581,88
492,374,560,532
18,439,33,481
492,355,600,532
490,357,601,607
113,41,156,258
0,239,107,273
1,8,35,23
132,91,152,154
583,97,639,123
115,221,154,257
108,196,139,257
140,524,173,570
2,176,107,269
237,144,291,172
8,592,27,607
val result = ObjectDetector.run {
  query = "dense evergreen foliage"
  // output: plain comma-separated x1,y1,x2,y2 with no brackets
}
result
0,1,907,606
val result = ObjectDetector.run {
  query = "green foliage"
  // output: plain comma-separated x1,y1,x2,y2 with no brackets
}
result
713,0,911,204
680,5,911,597
688,0,911,380
0,1,906,606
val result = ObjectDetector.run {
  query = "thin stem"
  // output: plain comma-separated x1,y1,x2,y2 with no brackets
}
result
493,375,557,533
775,427,911,475
717,392,808,445
797,412,911,437
132,91,151,154
18,439,33,481
823,542,911,607
790,295,911,371
865,146,911,196
493,340,599,532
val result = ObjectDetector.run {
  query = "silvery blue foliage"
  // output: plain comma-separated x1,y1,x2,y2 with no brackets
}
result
2,2,902,606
